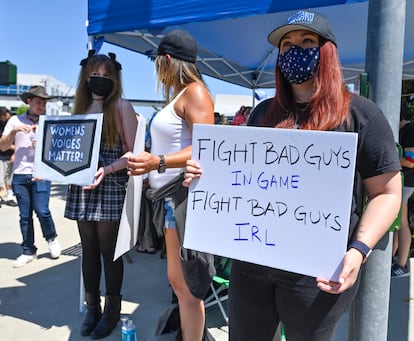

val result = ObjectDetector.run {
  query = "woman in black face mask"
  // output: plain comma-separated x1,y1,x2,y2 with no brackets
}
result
183,9,402,341
65,52,138,339
88,76,114,97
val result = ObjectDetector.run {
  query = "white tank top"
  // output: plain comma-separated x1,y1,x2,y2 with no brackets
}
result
149,88,191,189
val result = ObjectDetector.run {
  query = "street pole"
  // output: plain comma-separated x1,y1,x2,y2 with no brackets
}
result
409,258,414,340
348,0,406,340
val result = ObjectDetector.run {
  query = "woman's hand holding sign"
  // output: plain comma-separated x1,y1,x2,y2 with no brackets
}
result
183,159,202,187
127,151,160,176
83,166,106,190
316,248,363,294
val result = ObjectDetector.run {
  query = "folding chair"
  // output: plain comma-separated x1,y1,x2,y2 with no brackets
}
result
204,257,232,324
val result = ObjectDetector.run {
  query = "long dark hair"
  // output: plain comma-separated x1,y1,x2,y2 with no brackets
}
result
74,54,123,146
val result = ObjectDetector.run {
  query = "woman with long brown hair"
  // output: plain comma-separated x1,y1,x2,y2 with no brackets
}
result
65,52,138,339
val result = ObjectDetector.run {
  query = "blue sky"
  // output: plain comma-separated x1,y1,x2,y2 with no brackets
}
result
1,0,271,117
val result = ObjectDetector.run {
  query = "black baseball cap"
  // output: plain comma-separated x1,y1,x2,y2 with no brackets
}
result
268,10,337,48
146,29,198,63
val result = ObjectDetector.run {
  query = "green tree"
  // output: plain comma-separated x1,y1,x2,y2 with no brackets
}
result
16,105,28,115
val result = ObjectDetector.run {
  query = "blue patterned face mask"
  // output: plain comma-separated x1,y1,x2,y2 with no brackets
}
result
278,45,320,84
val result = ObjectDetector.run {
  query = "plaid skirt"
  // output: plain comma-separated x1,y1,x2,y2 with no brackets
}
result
64,140,128,221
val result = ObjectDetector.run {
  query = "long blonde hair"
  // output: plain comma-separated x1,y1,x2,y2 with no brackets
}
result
155,55,206,102
74,54,123,147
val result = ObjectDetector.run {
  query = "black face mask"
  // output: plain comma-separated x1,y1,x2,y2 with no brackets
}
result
88,76,113,96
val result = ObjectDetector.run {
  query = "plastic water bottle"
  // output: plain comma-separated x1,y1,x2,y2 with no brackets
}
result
121,317,137,341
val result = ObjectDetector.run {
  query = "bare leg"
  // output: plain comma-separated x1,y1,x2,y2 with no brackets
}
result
392,230,398,256
164,228,204,341
396,203,412,268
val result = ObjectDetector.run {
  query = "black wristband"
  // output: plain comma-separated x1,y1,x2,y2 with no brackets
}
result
158,155,166,173
348,240,372,261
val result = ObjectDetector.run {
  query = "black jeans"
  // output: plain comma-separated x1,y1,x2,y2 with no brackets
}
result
228,260,360,341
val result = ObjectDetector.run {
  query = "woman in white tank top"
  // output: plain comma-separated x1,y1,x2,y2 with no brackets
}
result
128,30,214,341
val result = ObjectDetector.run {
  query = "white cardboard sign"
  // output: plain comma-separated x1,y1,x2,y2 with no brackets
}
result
34,114,103,186
184,124,357,281
114,115,146,260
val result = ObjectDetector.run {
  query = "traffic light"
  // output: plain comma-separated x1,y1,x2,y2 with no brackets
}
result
0,61,17,85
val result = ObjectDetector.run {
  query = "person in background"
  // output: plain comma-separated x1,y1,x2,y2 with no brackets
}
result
231,105,252,126
392,113,414,277
0,107,17,207
127,29,214,341
64,52,138,339
0,86,61,267
214,111,223,125
183,10,401,340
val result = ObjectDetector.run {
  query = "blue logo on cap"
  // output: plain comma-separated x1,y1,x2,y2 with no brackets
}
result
287,11,315,25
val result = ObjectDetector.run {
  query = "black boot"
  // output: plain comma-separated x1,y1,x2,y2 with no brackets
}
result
80,292,102,336
90,294,122,339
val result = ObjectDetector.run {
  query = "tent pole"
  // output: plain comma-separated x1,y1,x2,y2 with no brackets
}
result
410,258,414,340
87,35,94,51
252,88,256,107
349,1,406,340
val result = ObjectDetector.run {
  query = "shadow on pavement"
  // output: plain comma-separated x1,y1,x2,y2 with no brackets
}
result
51,184,69,201
0,241,22,260
0,243,178,340
0,256,81,331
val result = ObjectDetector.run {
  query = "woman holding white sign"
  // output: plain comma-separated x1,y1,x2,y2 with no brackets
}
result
64,52,138,339
127,30,214,341
184,9,402,341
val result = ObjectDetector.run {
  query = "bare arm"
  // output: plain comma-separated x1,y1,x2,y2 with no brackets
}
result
0,133,15,151
128,82,214,176
0,124,34,151
84,98,138,189
111,98,138,170
353,171,402,248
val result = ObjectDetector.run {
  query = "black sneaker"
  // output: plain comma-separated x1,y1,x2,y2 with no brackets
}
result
5,199,18,207
391,263,409,278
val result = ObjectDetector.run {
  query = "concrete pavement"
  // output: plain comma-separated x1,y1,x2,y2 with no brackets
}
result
0,184,410,340
0,184,228,341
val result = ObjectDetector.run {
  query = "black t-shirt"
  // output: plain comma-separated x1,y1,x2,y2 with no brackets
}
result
248,94,401,241
399,122,414,186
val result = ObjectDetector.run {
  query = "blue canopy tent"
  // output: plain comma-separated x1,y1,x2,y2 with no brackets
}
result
87,0,414,90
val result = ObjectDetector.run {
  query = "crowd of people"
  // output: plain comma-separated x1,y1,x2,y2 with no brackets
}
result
1,9,411,340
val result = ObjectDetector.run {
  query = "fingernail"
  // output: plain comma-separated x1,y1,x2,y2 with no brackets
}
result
339,277,345,284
